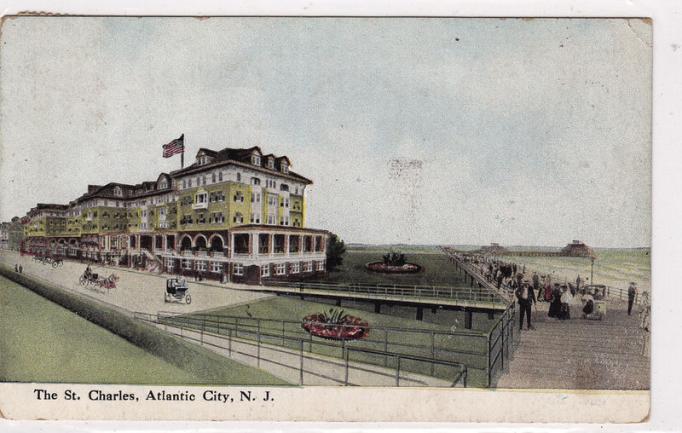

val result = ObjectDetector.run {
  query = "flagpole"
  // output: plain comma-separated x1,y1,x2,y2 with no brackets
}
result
181,133,185,169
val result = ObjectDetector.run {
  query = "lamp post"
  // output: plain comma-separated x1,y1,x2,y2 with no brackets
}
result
590,256,595,284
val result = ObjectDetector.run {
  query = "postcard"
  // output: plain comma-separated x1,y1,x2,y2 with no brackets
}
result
0,15,651,422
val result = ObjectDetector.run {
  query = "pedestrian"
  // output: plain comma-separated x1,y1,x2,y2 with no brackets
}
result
14,264,18,272
548,283,562,318
19,264,23,274
515,282,536,330
576,274,582,292
559,286,572,320
628,282,638,316
532,272,540,300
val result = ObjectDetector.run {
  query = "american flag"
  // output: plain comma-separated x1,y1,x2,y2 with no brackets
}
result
162,134,184,158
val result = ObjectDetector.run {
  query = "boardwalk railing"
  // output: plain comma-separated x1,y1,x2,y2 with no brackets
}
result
136,309,513,387
265,280,505,306
134,311,467,387
486,301,518,386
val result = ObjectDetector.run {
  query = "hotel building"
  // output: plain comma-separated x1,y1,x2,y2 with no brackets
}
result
20,146,329,284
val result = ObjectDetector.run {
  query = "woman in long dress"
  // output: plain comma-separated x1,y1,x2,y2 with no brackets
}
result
559,286,572,320
548,284,562,318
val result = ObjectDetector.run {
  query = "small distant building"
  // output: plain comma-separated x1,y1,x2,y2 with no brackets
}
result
0,222,8,249
560,240,595,257
0,217,24,251
479,243,509,255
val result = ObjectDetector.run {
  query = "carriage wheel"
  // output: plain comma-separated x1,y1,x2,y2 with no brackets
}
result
52,261,59,269
185,294,192,305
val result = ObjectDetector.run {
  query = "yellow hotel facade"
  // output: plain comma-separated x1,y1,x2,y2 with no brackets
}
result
21,146,329,284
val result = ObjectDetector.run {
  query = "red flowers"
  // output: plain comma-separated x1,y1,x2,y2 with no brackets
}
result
302,309,369,340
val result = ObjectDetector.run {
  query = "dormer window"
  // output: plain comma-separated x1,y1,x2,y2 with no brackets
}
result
114,186,123,197
252,155,261,166
281,161,289,174
267,158,275,169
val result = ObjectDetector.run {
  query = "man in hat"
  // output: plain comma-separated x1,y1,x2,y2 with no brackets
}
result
515,281,536,330
628,282,638,316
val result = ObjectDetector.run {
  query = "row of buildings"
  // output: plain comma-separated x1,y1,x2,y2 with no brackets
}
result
3,145,330,284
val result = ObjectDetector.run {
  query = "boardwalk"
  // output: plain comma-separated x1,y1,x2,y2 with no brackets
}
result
496,300,649,389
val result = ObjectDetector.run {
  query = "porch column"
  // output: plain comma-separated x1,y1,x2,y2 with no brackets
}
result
252,232,259,257
284,234,290,256
230,233,235,258
270,233,275,255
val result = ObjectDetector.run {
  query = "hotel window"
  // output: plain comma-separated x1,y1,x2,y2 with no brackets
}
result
280,184,289,192
236,172,241,182
252,155,261,166
195,261,207,272
275,263,285,275
165,258,174,269
267,158,274,169
281,162,289,174
303,261,313,272
160,180,168,189
218,171,223,182
290,262,300,274
212,172,216,183
234,191,244,203
188,178,193,188
210,262,223,273
251,177,261,186
182,259,192,270
261,264,270,277
267,215,275,225
233,213,244,224
233,263,244,276
316,261,325,271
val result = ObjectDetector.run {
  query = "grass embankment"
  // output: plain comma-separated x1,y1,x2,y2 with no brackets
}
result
324,251,469,287
0,269,287,385
166,296,493,387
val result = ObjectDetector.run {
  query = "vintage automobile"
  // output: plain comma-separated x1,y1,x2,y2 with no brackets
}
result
165,278,192,304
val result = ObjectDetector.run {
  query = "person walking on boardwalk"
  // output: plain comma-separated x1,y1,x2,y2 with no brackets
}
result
515,282,536,330
532,272,540,301
628,282,638,316
576,274,582,292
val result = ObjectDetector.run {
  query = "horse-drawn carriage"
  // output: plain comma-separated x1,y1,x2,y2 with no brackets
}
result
79,267,119,292
165,278,191,304
33,254,64,268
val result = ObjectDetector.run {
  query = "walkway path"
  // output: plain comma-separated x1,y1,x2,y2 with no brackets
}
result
141,317,456,387
0,250,271,315
496,301,649,389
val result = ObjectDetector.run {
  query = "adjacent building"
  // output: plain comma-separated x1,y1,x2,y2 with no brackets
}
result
18,145,329,284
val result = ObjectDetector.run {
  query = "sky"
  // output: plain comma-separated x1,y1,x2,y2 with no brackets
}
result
0,17,651,247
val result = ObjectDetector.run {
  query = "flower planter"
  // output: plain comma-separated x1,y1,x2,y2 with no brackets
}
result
302,313,369,340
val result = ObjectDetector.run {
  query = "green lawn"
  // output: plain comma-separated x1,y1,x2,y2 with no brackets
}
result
170,296,492,387
0,275,286,385
323,250,469,286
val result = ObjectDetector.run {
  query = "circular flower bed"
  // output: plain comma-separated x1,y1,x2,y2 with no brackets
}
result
302,309,369,340
365,261,423,274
